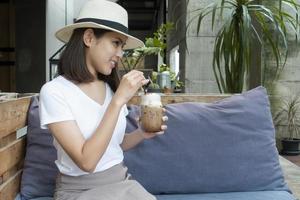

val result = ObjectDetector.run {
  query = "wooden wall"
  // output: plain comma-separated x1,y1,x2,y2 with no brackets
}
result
0,95,31,200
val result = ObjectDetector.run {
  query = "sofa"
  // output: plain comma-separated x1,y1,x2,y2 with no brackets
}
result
9,87,300,200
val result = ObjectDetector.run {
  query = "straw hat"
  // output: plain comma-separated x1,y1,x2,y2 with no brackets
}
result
55,0,144,49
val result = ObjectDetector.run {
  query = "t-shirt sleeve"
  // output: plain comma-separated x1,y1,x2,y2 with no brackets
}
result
39,84,75,129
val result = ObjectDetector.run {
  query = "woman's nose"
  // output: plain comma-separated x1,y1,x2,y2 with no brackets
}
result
116,48,124,58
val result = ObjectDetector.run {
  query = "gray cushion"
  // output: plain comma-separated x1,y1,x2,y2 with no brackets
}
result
124,86,290,194
15,194,53,200
15,191,295,200
156,191,295,200
20,96,58,200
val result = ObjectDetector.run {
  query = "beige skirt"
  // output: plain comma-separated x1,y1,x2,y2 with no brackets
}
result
54,163,156,200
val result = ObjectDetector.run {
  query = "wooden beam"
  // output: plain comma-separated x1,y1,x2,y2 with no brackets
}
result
0,170,21,200
0,161,23,185
0,138,26,176
128,94,230,105
0,97,31,139
0,132,16,149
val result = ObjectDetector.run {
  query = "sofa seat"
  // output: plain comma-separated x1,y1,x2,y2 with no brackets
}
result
17,89,299,200
156,191,295,200
16,191,295,200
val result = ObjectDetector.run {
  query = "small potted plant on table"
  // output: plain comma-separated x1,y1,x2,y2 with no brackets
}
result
274,93,300,155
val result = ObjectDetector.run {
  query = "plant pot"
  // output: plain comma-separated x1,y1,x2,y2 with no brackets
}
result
147,88,161,93
281,139,300,155
163,87,173,94
173,88,182,93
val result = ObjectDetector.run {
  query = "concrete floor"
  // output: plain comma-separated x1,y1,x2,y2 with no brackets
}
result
279,156,300,199
282,155,300,167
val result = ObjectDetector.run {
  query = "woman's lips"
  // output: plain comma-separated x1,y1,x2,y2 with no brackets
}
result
110,61,117,68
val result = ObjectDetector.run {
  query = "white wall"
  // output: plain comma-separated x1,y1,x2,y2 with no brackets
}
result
273,0,300,95
184,0,220,93
45,0,87,81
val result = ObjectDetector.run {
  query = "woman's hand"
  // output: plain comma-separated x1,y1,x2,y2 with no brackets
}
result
120,109,168,151
140,108,168,139
113,70,149,106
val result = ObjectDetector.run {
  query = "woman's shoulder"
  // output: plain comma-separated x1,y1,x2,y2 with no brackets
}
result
40,76,69,96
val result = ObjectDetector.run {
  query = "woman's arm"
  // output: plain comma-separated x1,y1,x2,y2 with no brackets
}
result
121,118,168,151
48,70,149,173
48,99,123,173
120,129,146,151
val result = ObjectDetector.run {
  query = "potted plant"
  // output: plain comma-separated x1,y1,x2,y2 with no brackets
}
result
146,71,161,93
120,46,160,73
145,22,175,63
143,22,183,93
147,82,161,93
188,0,300,93
159,64,184,93
121,22,175,73
273,93,300,155
121,22,181,93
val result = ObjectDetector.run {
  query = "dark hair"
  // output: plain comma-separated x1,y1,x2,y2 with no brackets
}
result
57,28,120,92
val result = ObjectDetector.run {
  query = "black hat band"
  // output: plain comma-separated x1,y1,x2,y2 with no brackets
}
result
75,18,128,34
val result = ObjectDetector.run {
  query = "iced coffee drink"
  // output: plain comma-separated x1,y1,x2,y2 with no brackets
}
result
140,93,163,132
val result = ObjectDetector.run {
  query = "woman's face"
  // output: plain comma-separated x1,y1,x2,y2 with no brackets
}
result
85,30,127,76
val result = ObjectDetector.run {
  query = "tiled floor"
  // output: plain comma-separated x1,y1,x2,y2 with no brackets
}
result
282,155,300,167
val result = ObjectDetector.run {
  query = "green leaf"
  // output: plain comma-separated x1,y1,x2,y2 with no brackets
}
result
187,0,300,93
211,3,217,30
196,13,203,36
145,38,154,47
153,38,162,47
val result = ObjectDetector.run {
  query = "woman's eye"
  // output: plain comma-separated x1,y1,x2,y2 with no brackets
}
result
113,41,121,47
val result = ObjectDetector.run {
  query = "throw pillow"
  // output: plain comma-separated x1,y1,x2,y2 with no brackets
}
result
20,96,58,200
124,86,289,194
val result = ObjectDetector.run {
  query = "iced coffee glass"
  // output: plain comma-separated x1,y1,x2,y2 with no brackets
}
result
140,93,163,132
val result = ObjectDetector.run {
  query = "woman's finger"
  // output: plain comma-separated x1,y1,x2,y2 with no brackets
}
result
161,125,167,131
131,72,144,81
127,70,144,79
128,72,147,82
131,77,149,88
124,74,142,84
162,116,168,122
155,131,164,135
123,70,144,83
141,79,150,86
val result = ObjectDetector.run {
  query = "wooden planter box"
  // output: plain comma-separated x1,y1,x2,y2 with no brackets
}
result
0,93,34,200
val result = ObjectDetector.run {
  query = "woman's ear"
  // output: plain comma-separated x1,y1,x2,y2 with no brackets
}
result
83,28,94,47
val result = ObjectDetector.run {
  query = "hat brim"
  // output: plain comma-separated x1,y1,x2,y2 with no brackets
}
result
55,22,144,50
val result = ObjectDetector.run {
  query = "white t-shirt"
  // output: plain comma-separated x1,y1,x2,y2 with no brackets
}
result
39,76,128,176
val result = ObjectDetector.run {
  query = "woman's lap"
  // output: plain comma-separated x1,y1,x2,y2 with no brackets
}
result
54,163,155,200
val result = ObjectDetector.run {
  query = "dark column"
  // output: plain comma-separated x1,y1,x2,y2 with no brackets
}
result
15,0,46,93
249,0,262,89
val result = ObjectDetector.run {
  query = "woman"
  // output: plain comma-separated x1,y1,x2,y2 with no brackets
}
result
39,1,167,199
